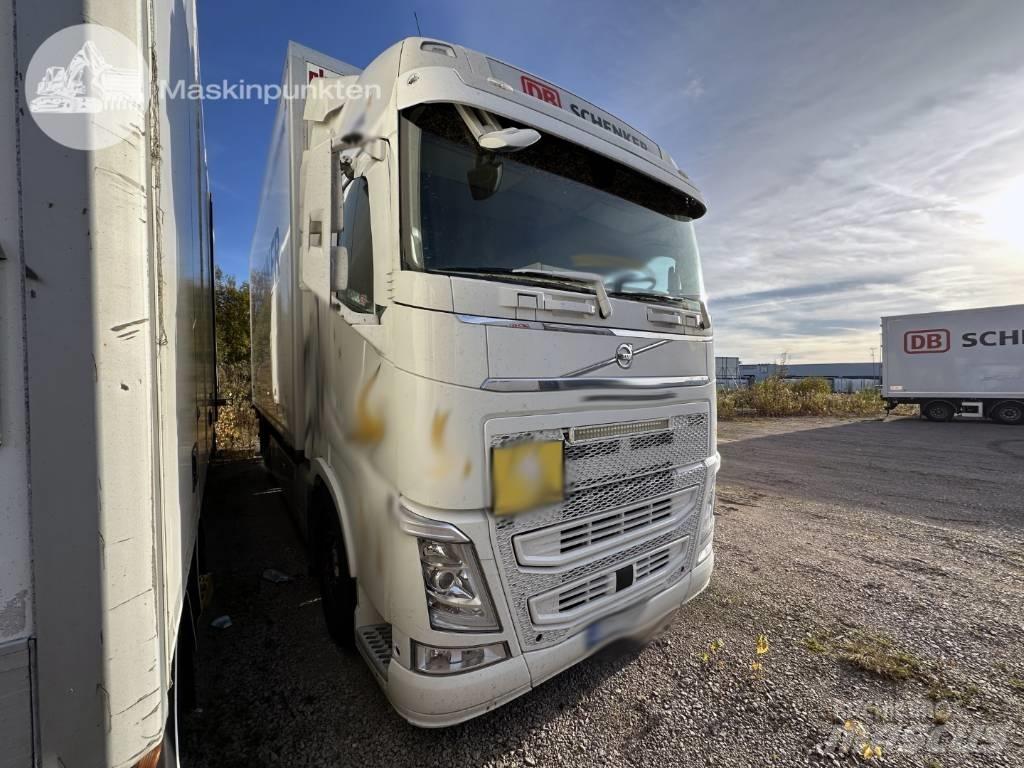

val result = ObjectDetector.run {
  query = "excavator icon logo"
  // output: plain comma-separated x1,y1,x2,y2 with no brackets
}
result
26,24,147,150
30,40,142,115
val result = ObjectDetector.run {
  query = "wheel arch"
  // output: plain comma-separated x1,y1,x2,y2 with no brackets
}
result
308,457,359,578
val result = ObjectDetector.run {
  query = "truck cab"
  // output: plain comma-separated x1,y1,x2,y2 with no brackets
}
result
251,38,719,726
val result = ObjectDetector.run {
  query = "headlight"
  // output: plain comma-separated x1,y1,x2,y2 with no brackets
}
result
418,538,500,632
412,640,509,675
491,439,564,515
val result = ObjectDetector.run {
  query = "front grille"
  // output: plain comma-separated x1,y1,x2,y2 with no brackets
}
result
512,486,699,568
634,548,672,580
490,406,710,650
527,539,688,628
556,574,615,614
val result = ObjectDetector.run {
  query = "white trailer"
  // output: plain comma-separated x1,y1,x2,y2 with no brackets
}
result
251,38,719,726
882,305,1024,424
1,2,215,766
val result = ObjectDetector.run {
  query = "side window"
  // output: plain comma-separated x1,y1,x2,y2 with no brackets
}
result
340,177,374,313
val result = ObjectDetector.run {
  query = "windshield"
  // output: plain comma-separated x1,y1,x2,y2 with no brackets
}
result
400,103,706,306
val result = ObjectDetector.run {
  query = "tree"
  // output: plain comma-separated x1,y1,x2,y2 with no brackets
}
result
214,267,256,450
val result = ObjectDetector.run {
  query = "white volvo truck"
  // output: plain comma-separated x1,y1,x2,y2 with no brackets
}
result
251,38,718,726
882,305,1024,424
1,2,215,766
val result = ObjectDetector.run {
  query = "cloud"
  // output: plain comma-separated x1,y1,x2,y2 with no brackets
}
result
414,1,1024,362
682,77,704,101
702,65,1024,361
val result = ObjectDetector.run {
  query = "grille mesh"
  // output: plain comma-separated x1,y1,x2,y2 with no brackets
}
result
356,624,393,679
490,409,710,650
565,414,708,492
494,471,705,649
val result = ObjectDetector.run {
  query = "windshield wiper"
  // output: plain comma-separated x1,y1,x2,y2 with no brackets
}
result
512,263,612,319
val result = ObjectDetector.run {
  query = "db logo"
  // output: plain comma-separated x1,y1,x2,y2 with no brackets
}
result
521,75,561,108
904,329,950,354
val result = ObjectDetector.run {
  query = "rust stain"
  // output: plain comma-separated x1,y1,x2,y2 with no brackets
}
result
430,410,450,451
350,366,385,445
463,459,472,478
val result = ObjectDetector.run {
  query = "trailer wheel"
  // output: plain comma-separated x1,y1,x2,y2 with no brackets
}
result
313,492,357,650
991,401,1024,425
923,401,955,422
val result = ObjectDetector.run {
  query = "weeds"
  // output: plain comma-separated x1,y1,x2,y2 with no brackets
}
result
802,629,922,681
717,377,893,420
928,681,979,705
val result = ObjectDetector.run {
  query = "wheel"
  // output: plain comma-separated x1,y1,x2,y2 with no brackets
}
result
991,401,1024,426
314,498,357,649
923,401,955,422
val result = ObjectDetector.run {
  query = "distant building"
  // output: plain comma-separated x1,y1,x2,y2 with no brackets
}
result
715,356,741,388
740,362,881,392
715,358,882,393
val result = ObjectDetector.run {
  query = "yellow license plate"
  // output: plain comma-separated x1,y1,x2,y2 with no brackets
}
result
491,440,564,516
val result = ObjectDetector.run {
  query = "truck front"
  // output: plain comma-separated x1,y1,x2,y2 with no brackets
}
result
302,38,718,726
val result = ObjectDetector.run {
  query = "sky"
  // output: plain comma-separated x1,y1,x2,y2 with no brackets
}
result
198,0,1024,363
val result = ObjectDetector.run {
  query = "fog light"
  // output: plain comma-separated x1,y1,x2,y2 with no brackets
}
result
412,640,509,675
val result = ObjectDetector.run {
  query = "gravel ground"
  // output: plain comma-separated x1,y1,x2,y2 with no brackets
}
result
182,417,1024,768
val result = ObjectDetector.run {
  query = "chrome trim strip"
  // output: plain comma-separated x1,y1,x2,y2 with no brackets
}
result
455,313,708,340
481,375,711,392
394,501,470,543
561,339,670,377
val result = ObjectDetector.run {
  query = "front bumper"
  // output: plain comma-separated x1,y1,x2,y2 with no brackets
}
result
386,550,714,727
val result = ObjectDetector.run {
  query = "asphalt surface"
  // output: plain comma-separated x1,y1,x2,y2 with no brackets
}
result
718,416,1024,531
182,417,1024,767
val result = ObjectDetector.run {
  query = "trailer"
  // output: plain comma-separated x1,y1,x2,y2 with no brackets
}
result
251,38,719,726
881,305,1024,424
1,3,215,766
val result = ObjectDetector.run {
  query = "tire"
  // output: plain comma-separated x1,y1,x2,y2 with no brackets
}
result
923,401,955,422
314,496,357,649
991,401,1024,426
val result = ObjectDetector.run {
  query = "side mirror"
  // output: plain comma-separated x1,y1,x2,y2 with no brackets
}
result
478,126,541,151
467,154,503,201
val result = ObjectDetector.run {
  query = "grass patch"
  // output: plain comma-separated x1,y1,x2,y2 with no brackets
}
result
803,632,831,654
802,629,923,681
838,633,923,681
927,681,979,705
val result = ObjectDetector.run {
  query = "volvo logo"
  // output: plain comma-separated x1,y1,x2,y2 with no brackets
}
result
615,343,634,369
